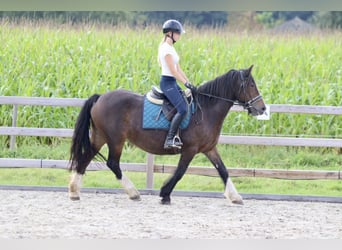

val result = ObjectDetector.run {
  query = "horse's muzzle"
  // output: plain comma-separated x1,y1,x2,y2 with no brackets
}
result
248,106,266,116
245,95,266,116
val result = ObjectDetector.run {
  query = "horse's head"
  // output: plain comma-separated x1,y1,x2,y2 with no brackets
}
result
235,65,266,116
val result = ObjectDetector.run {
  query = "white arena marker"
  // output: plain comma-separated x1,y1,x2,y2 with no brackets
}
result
256,105,270,120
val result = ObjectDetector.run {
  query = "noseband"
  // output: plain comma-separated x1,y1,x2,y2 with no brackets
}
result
197,70,263,110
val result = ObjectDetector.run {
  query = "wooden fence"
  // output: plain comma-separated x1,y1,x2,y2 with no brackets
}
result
0,96,341,189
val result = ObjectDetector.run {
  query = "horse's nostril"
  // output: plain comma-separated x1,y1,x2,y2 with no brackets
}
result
262,106,266,111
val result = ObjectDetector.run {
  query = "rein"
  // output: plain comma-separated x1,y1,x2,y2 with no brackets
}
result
196,91,262,109
197,92,237,104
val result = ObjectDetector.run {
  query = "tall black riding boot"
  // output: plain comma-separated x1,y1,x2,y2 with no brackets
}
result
164,113,185,149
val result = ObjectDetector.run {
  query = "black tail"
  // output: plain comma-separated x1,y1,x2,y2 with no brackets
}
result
69,94,101,172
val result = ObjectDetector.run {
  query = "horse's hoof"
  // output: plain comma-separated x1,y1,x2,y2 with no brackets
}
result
129,195,141,201
160,197,171,205
70,196,80,201
232,199,244,205
126,189,141,201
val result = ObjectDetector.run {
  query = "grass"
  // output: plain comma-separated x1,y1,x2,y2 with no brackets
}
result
0,142,341,196
1,168,341,197
1,141,341,171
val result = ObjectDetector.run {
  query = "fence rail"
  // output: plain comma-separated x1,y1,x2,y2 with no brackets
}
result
0,127,341,147
0,96,341,188
0,158,341,180
1,95,342,113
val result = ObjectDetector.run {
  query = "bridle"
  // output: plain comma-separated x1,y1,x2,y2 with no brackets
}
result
236,71,263,110
196,70,263,110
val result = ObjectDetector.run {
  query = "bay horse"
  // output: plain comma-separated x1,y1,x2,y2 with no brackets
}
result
69,65,266,205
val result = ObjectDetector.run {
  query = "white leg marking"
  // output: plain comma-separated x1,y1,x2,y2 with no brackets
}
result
120,174,140,200
69,172,83,200
224,178,243,205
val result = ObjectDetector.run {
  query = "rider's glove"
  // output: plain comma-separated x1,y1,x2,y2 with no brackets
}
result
185,82,197,94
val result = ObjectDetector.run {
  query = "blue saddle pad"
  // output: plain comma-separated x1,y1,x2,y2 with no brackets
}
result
142,97,193,130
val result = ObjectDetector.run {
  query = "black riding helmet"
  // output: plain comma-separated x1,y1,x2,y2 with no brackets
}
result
162,19,185,34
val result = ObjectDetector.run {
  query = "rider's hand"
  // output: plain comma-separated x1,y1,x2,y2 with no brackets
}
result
185,82,197,94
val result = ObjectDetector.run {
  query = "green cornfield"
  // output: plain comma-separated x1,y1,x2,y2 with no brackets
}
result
0,21,341,147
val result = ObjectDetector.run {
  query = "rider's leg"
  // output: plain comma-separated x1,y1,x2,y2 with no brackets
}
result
164,112,186,149
160,76,188,149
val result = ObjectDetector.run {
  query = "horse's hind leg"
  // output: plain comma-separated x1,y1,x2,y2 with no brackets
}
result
69,130,105,200
106,144,140,200
69,172,83,200
69,157,96,200
69,155,97,200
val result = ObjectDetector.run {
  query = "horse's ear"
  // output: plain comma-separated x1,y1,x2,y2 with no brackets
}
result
247,65,254,75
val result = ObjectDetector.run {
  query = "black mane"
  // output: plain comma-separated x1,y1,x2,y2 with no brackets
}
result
196,69,240,107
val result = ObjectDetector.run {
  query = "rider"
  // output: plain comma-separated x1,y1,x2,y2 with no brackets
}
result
158,19,196,149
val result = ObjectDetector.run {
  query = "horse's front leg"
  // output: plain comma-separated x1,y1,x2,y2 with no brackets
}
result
160,152,195,205
204,147,243,205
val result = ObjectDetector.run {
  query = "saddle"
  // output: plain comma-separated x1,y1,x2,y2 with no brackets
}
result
146,86,193,120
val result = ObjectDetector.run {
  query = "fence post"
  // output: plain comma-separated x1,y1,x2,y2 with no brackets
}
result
146,153,155,189
10,104,18,150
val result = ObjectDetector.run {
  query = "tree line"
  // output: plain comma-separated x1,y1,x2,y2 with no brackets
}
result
0,11,341,29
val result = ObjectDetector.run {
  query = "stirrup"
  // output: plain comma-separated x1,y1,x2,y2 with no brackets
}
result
173,135,183,147
164,136,183,149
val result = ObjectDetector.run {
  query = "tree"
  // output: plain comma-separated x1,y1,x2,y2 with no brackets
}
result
312,11,342,29
255,11,315,28
271,11,315,21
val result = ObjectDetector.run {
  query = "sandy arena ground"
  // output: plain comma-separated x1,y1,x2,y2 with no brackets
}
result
0,190,341,239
